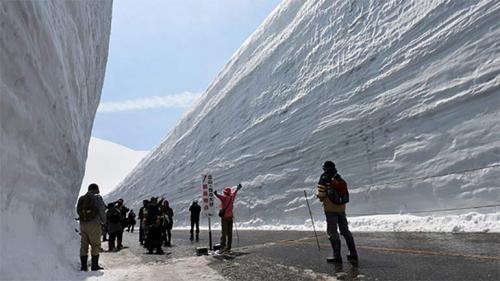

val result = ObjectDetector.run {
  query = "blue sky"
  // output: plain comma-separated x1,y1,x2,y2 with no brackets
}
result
92,0,282,150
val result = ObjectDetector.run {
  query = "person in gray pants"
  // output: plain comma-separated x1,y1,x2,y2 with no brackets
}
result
77,183,106,271
317,161,358,263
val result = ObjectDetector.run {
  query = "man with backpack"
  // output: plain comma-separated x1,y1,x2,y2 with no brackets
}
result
214,184,242,254
76,183,106,271
316,161,358,264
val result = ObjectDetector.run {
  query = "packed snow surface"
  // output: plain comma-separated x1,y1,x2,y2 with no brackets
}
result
80,249,227,281
0,1,112,280
80,137,148,196
109,0,500,231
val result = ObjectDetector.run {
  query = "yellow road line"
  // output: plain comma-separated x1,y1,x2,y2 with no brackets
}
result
275,238,500,261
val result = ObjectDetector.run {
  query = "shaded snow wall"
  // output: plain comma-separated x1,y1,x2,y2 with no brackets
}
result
0,1,112,279
110,0,500,227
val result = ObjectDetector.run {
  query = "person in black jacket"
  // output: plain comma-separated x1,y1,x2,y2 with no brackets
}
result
189,200,201,241
106,203,123,252
127,209,136,232
146,197,164,226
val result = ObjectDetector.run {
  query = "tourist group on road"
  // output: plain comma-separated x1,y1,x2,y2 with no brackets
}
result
77,160,358,271
76,182,243,271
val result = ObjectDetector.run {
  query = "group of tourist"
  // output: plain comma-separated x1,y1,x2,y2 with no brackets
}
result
77,161,358,271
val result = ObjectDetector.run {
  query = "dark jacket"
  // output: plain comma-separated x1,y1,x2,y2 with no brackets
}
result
128,211,136,224
76,191,106,225
146,199,164,225
106,207,123,234
189,203,201,221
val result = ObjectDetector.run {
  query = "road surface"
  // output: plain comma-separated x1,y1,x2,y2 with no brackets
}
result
100,229,499,281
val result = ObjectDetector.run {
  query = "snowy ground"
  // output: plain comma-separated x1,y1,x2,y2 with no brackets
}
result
80,250,225,281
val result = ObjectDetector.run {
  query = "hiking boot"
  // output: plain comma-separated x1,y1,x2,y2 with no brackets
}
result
327,257,343,263
190,235,194,241
195,236,199,242
80,256,88,271
91,255,104,271
347,254,358,264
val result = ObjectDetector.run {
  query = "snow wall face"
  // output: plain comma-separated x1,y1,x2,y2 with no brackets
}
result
109,0,500,227
0,1,112,279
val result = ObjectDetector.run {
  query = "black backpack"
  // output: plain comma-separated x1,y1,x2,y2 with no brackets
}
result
78,194,98,222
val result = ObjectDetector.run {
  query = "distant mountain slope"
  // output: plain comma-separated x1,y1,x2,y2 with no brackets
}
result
81,137,148,196
108,0,500,227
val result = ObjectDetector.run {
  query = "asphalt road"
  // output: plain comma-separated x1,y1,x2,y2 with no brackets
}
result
117,228,500,281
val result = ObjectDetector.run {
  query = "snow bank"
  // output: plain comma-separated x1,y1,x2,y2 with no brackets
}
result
221,212,499,233
110,0,500,232
0,1,112,280
80,137,148,196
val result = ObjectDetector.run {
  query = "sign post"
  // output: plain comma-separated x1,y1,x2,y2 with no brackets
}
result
202,174,215,250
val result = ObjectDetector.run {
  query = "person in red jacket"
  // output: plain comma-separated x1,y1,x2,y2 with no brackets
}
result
214,184,242,253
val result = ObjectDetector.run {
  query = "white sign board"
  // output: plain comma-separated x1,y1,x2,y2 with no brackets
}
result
201,174,215,216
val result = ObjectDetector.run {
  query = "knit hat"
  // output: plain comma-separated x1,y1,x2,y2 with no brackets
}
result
223,187,232,195
323,161,336,169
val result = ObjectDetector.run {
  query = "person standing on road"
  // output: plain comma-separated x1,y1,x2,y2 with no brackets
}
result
189,200,201,241
116,199,129,249
138,200,149,245
106,202,123,252
127,209,136,232
76,183,106,271
161,200,174,247
316,161,358,264
215,184,242,253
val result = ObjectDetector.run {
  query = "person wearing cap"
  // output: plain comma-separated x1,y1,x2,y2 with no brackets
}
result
316,161,358,264
189,200,201,241
214,184,242,253
76,183,106,271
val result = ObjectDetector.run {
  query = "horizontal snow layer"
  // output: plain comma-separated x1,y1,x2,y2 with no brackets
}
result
0,1,112,280
109,0,500,231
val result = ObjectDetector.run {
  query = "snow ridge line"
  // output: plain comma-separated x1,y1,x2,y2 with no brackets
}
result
351,163,500,189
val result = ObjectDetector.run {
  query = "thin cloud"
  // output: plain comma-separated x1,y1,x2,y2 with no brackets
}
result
97,92,201,112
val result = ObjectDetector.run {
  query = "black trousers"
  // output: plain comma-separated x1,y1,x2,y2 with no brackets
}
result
190,220,200,237
220,218,233,250
108,231,123,250
326,212,357,257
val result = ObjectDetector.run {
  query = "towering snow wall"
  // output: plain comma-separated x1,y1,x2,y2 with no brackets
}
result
109,0,500,227
0,1,112,279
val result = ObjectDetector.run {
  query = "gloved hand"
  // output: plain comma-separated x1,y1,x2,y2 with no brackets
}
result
237,184,242,190
214,190,218,196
